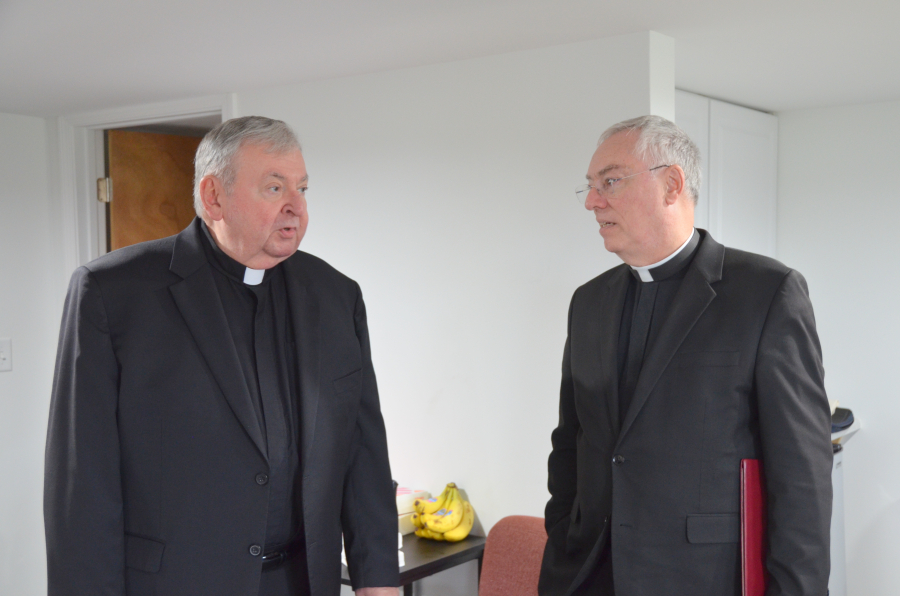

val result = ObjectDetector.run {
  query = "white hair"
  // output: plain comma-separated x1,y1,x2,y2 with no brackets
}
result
598,115,702,204
193,116,301,217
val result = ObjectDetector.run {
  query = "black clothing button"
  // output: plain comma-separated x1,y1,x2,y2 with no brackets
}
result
249,544,262,556
613,454,625,465
255,473,269,485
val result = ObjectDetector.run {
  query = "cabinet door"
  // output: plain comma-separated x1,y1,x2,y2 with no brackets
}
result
708,100,778,258
674,90,711,231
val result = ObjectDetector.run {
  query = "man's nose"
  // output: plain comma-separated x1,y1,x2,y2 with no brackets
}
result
584,187,607,210
282,188,306,213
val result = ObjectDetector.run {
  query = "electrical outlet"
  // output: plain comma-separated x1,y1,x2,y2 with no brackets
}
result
0,338,11,372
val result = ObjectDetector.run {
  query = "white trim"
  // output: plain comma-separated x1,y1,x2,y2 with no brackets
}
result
65,94,233,129
58,94,234,281
91,129,106,259
57,117,81,280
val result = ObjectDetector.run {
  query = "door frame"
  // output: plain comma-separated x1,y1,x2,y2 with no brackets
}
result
57,94,235,283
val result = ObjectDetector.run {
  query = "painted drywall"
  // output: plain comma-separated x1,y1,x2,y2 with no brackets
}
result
0,113,65,595
778,100,900,596
236,31,673,595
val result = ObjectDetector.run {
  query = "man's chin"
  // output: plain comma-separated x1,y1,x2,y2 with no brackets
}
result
601,237,619,254
264,238,302,260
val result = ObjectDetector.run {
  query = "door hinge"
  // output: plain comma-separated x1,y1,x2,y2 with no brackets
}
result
97,177,112,203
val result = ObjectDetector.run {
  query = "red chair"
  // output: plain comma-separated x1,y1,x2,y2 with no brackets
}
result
478,516,548,596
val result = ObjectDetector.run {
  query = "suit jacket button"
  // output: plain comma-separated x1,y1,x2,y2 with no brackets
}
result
256,473,269,485
249,544,262,556
613,454,625,465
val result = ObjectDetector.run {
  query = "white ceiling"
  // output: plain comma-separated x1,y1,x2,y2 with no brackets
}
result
1,0,898,117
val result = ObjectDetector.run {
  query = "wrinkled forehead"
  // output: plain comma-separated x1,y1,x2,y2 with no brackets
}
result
233,142,305,174
588,132,643,178
236,139,301,160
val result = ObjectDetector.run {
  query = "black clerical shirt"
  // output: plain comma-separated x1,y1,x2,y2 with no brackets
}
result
200,222,302,549
617,230,701,426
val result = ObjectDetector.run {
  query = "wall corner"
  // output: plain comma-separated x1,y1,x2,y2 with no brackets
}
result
648,31,676,121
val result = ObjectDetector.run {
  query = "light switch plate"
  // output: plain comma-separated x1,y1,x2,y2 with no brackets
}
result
0,338,11,372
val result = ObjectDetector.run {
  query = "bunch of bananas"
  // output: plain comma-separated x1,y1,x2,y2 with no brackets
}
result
411,482,475,543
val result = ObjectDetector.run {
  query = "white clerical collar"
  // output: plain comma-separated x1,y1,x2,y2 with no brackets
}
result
242,268,265,286
630,229,696,283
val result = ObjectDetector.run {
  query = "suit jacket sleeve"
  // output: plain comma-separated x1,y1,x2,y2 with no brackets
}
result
544,297,579,534
756,270,833,596
44,267,126,596
340,284,399,590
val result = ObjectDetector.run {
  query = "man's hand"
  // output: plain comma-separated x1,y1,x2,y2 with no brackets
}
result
356,588,399,596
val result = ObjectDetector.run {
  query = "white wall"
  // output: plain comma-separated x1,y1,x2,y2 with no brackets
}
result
778,100,900,596
0,113,65,595
236,31,673,595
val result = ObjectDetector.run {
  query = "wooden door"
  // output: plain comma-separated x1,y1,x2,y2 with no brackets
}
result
107,129,201,251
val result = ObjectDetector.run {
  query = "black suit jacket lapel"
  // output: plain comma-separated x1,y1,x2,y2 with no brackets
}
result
282,255,321,474
599,266,630,435
618,231,725,441
168,220,268,460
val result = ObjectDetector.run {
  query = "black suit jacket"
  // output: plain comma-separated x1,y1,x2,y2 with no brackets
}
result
539,230,832,596
44,219,398,596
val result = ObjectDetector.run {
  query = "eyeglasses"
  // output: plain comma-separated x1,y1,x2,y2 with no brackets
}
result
575,164,669,203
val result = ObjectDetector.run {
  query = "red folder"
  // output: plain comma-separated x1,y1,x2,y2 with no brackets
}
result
741,459,768,596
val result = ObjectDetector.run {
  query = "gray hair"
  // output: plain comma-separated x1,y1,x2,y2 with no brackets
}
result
598,115,701,204
193,116,302,217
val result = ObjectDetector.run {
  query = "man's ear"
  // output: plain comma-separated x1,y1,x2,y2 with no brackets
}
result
199,175,226,221
664,165,686,205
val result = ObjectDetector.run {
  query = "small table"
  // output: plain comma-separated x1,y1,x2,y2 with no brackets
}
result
341,533,486,595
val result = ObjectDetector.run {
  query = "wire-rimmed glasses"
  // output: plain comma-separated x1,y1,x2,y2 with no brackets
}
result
575,164,669,203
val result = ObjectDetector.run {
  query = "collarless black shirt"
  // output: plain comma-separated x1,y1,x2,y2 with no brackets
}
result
200,222,302,548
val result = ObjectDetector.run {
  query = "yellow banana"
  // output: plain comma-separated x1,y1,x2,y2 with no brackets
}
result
415,483,453,515
424,486,464,533
410,512,425,529
415,527,444,541
442,501,474,542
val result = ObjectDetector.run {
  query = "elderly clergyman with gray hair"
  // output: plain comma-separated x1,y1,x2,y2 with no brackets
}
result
538,115,832,596
45,116,399,596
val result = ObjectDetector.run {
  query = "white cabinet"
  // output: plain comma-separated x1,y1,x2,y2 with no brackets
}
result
828,419,859,596
830,445,847,596
672,91,711,230
675,91,778,258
